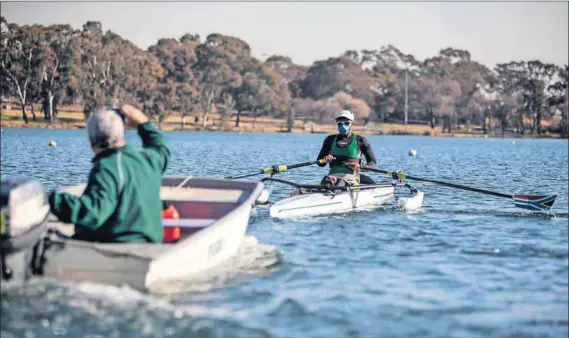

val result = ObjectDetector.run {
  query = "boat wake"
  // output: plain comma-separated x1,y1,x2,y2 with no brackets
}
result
267,202,424,223
427,207,569,219
27,237,281,335
460,245,569,259
15,280,273,337
1,236,281,300
1,243,278,335
149,235,281,295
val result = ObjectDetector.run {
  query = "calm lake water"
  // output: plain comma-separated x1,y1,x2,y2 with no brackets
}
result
1,128,568,338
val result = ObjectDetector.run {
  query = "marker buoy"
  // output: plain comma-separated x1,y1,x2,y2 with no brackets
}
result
511,140,516,145
49,140,56,147
408,149,417,157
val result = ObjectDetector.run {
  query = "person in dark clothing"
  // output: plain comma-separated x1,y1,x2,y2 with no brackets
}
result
316,110,377,186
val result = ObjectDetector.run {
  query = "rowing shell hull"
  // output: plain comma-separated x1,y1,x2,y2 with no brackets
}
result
269,185,395,218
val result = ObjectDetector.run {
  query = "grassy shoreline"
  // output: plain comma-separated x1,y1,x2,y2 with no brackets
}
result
1,108,563,139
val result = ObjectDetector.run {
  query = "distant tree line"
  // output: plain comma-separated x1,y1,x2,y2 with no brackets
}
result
1,18,567,137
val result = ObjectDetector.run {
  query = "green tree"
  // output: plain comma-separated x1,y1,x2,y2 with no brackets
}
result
300,56,375,105
546,65,568,137
148,37,199,128
193,34,246,127
0,18,44,123
71,22,163,118
39,24,77,123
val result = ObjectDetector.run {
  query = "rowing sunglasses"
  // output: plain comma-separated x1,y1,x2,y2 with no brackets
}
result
337,120,352,126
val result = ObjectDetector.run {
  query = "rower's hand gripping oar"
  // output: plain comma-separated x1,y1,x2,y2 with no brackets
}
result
362,168,557,212
225,159,326,180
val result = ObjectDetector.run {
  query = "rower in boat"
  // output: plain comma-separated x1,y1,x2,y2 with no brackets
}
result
317,110,377,187
48,104,171,243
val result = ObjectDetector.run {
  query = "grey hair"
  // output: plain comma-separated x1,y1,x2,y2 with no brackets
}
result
86,108,125,149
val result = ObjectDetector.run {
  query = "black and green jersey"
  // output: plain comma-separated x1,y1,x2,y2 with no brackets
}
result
316,134,377,174
329,135,361,174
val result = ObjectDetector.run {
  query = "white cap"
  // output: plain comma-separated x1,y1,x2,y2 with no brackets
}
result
336,110,354,122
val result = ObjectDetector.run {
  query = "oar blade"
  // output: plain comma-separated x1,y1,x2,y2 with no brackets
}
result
512,194,557,212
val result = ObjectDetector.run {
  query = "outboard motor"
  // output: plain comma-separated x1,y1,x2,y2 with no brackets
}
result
1,176,50,280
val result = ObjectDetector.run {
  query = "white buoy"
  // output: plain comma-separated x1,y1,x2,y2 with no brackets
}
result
398,191,424,211
484,135,488,139
49,140,56,147
408,149,417,157
256,189,270,204
511,140,516,145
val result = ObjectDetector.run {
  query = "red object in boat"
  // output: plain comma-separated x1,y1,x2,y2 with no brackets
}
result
162,204,180,219
162,204,181,243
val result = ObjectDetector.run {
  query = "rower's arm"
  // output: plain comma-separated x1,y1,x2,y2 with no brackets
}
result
316,135,335,167
359,136,377,168
138,122,171,174
49,163,119,229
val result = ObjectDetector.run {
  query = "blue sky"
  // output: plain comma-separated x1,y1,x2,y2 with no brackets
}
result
2,1,567,67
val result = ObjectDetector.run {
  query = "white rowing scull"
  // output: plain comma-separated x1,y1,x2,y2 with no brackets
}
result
259,177,424,218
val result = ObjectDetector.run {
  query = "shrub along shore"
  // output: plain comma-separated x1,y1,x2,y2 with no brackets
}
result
1,105,562,139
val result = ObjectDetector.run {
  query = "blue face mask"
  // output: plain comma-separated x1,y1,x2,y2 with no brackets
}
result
337,122,351,135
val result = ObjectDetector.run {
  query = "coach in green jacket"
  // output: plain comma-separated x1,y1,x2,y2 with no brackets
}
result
49,104,170,243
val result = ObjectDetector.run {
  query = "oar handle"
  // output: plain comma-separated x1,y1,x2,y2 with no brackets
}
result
285,160,326,170
227,159,326,179
262,159,326,174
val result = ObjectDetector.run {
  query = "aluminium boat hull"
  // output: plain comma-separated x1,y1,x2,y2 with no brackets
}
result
1,176,263,293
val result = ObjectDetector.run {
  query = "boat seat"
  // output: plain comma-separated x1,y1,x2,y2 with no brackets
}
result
163,200,237,220
162,218,216,228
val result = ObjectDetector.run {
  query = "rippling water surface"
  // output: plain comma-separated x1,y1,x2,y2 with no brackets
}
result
1,128,568,338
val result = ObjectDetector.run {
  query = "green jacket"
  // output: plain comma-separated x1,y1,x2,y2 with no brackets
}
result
49,122,170,243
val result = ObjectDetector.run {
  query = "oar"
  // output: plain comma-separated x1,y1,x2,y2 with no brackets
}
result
362,167,557,212
225,159,326,180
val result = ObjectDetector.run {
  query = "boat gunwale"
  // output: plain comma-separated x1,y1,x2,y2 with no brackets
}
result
151,178,264,261
261,177,394,192
44,176,264,260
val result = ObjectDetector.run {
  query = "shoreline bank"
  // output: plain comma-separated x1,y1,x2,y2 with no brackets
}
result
1,118,564,140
